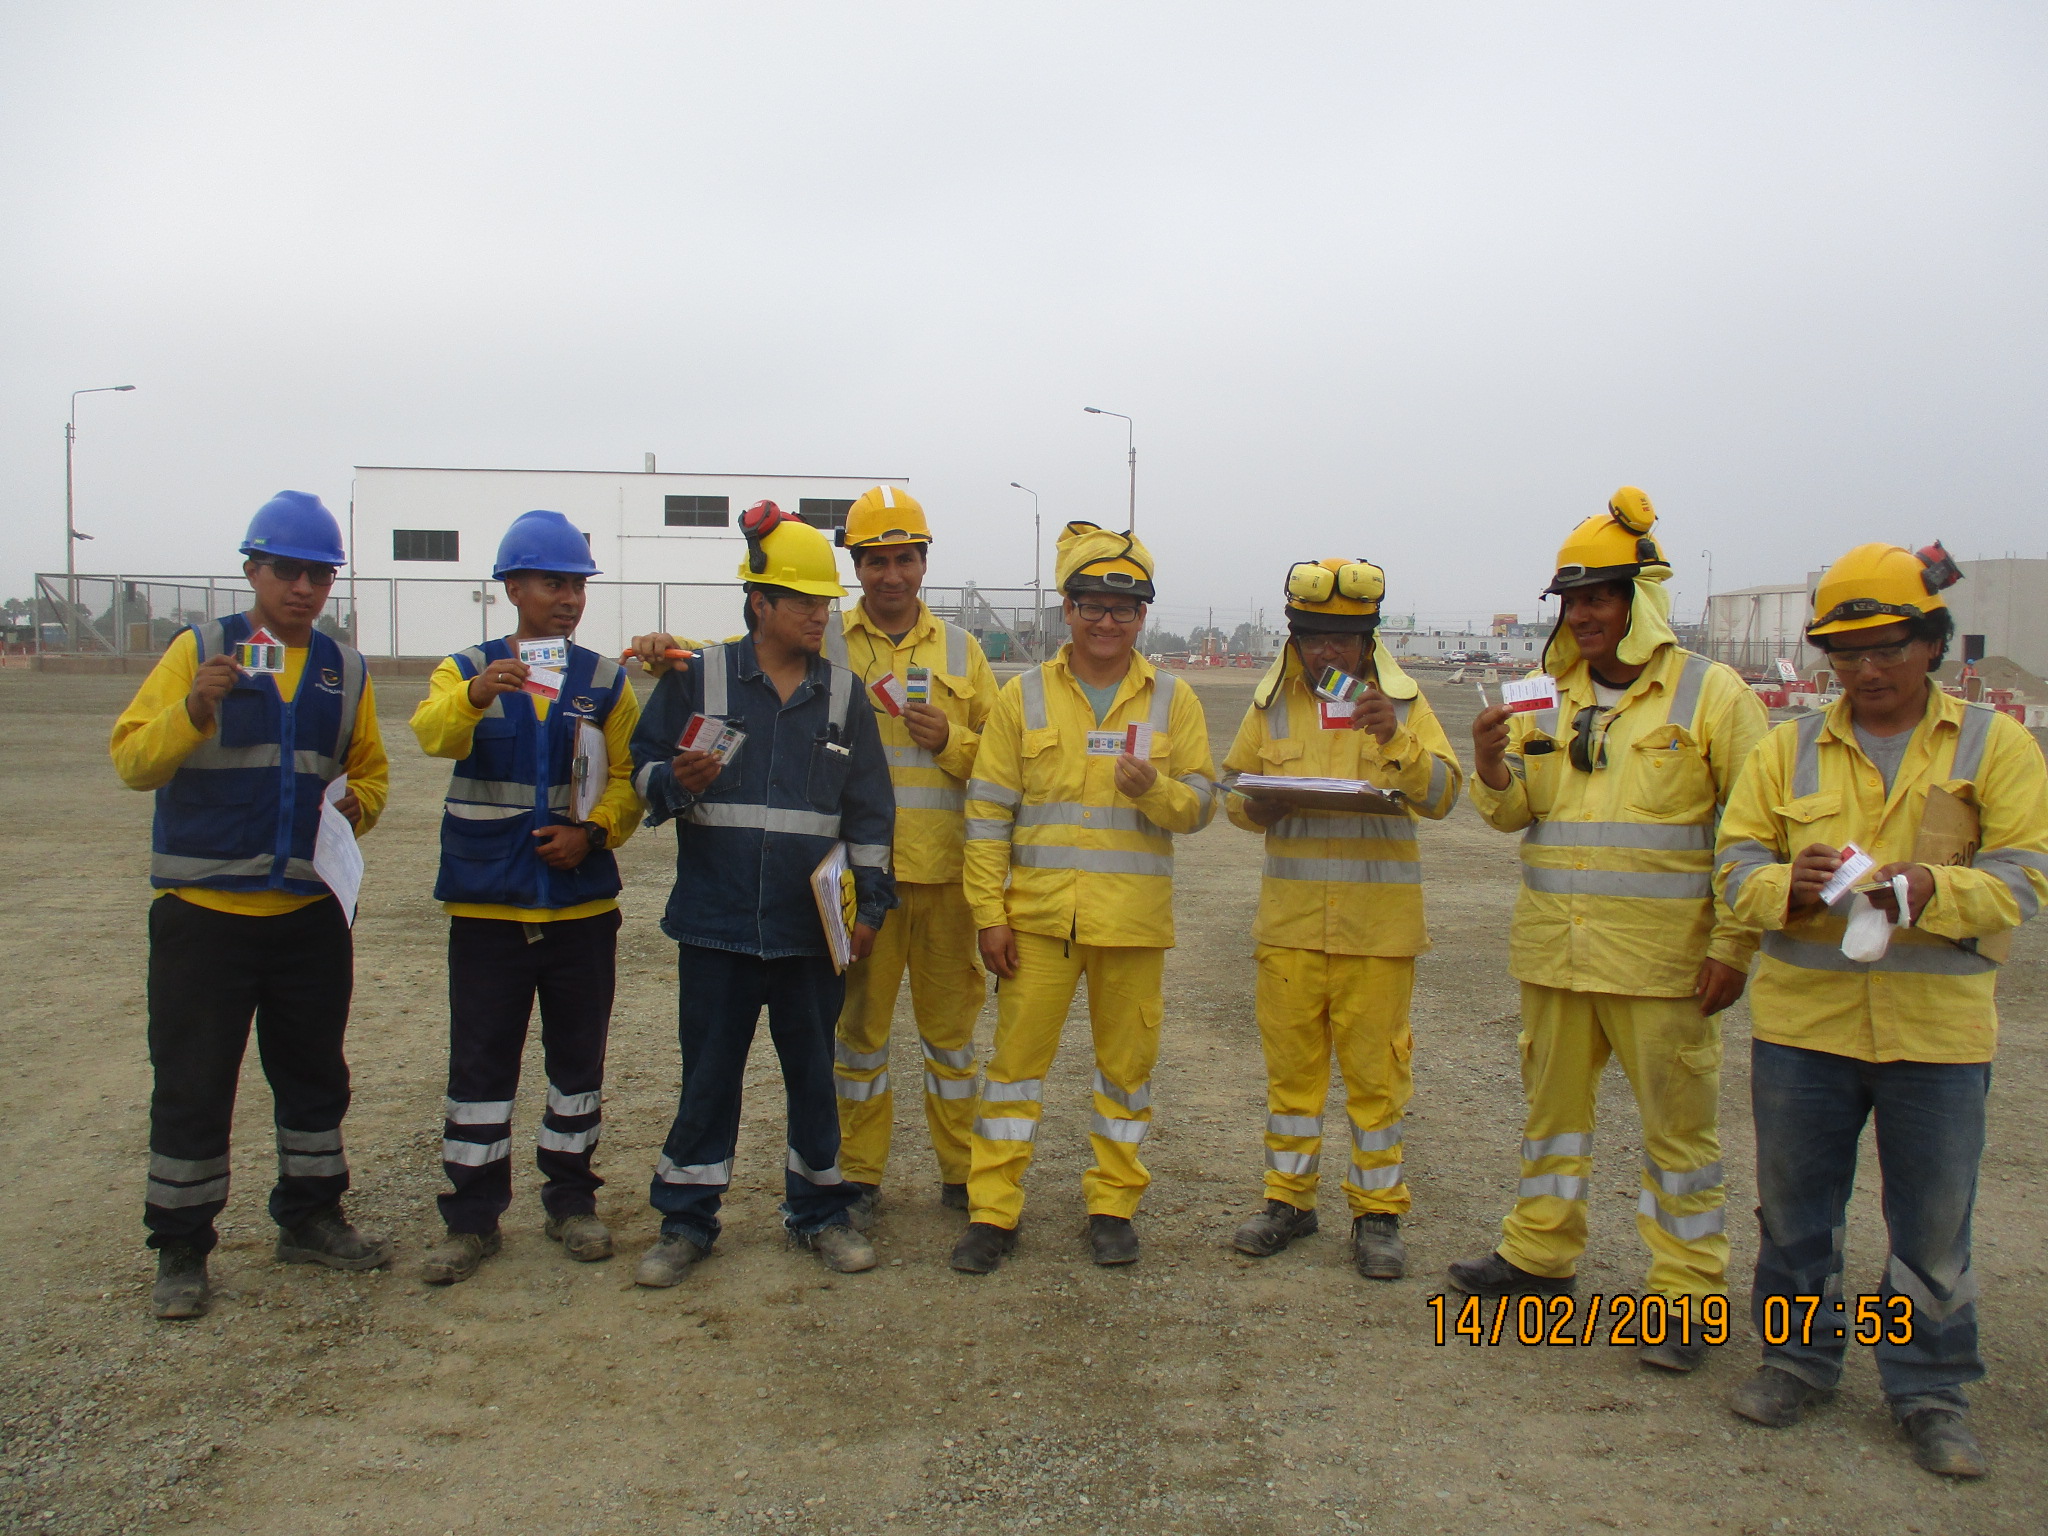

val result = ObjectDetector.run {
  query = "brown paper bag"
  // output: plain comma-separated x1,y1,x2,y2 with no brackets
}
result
1915,784,2012,965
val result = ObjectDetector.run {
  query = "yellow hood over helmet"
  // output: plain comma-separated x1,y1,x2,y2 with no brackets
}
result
1056,521,1155,603
1282,557,1385,634
1807,541,1963,639
837,484,932,550
1541,486,1678,674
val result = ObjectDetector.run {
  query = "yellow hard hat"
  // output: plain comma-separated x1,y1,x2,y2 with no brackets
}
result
1283,558,1386,633
1545,486,1670,595
735,501,846,598
1056,521,1155,602
1807,541,1962,639
837,484,932,550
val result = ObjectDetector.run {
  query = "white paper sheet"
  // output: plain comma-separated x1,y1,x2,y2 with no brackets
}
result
811,841,854,973
315,776,364,925
572,720,607,823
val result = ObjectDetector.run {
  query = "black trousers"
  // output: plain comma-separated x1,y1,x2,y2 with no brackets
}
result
439,910,619,1233
145,894,355,1253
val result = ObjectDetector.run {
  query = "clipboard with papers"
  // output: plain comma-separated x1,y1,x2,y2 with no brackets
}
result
810,842,858,973
1230,774,1409,816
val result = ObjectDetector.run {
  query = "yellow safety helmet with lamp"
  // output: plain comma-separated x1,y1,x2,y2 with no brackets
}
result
1056,521,1155,602
1541,486,1680,674
734,501,846,598
1806,541,1962,639
837,484,932,550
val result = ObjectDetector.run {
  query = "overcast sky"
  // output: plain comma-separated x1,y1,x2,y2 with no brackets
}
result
4,2,2044,637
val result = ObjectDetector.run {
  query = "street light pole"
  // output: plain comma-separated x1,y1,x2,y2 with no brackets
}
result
1082,407,1136,533
65,384,136,649
1011,482,1041,659
1699,548,1714,632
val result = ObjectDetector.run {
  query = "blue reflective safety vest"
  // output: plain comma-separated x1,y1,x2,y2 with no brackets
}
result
434,640,627,909
151,614,366,895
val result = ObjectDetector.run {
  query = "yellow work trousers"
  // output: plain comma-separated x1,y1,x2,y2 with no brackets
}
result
1255,946,1413,1217
965,932,1164,1230
833,881,985,1186
1498,982,1728,1297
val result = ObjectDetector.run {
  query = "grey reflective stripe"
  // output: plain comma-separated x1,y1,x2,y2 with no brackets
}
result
193,620,227,662
1522,821,1713,851
684,803,842,837
1021,666,1049,731
1344,1163,1403,1191
1642,1153,1723,1196
455,645,487,673
1093,1071,1152,1112
1951,702,1996,782
280,1151,348,1177
981,1078,1044,1103
1522,1132,1592,1161
974,1116,1039,1141
590,655,622,693
1013,845,1174,877
180,743,284,771
546,1086,600,1117
824,623,848,666
1791,712,1828,798
278,1127,341,1153
444,803,528,821
1263,856,1421,885
1268,1114,1322,1138
787,1148,844,1185
943,621,969,678
1519,1173,1588,1201
635,760,666,802
443,1137,512,1167
1719,838,1780,908
295,749,345,780
1090,1112,1150,1144
848,843,891,868
655,1154,732,1185
1668,652,1711,730
1424,757,1448,807
1351,1121,1403,1154
1266,1149,1319,1176
965,819,1014,841
924,1072,977,1100
1977,848,2047,922
827,665,854,731
967,777,1021,810
887,743,938,770
834,1072,891,1102
702,645,728,716
835,1041,889,1071
921,1038,975,1070
1177,773,1219,819
1148,672,1176,733
1521,867,1712,899
1760,930,1997,976
1393,697,1413,725
1886,1254,1979,1323
147,1175,228,1208
1264,690,1290,740
1270,811,1417,842
283,857,322,884
537,1124,600,1153
447,778,572,808
1016,802,1165,835
1636,1190,1725,1241
1531,706,1559,738
152,853,278,881
332,645,366,768
149,1153,229,1182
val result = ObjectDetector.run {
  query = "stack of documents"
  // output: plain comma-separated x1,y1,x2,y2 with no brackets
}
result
1232,775,1408,814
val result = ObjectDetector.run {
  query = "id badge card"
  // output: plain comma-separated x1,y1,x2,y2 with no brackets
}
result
868,673,906,717
237,626,286,675
1502,675,1561,714
1319,699,1355,730
904,667,931,705
679,713,725,753
1315,665,1365,703
517,637,569,669
1123,721,1155,758
1085,730,1125,757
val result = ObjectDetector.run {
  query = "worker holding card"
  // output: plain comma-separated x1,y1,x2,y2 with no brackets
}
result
1218,558,1462,1280
821,486,1000,1225
409,509,643,1285
111,492,392,1320
1450,488,1768,1374
954,522,1219,1272
1713,541,2048,1476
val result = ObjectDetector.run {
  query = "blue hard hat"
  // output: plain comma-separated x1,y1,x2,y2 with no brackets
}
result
241,491,347,565
493,509,600,580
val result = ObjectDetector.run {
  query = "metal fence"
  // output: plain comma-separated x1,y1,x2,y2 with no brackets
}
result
32,574,1056,661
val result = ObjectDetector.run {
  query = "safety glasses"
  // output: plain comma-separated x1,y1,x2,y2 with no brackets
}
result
1285,561,1384,605
1824,640,1914,671
1567,705,1613,773
1073,599,1142,624
257,558,338,587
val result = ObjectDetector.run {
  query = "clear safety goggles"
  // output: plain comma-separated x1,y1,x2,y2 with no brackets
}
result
1285,561,1384,605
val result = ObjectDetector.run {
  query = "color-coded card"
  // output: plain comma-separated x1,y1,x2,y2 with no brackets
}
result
1501,675,1560,714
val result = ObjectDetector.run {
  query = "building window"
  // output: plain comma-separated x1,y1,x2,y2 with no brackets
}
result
393,529,459,562
799,498,853,531
665,495,730,528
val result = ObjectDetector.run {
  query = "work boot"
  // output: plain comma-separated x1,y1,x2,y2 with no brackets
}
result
635,1233,708,1288
1901,1409,1987,1478
1639,1336,1711,1373
544,1213,613,1262
940,1182,970,1211
1233,1199,1318,1257
1352,1214,1407,1280
1444,1250,1573,1297
846,1182,881,1233
1728,1365,1830,1428
150,1245,210,1321
1087,1214,1140,1266
798,1222,878,1274
949,1222,1017,1275
420,1229,501,1285
275,1206,395,1271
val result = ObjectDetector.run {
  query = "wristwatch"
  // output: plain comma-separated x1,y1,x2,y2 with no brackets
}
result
582,822,608,852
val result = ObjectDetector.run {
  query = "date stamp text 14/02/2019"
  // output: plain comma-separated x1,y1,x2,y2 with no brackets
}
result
1425,1293,1916,1348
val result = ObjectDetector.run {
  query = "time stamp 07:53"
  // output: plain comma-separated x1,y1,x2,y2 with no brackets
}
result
1425,1293,1917,1348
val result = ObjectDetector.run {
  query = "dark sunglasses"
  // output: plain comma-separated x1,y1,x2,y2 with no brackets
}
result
1568,704,1612,772
258,558,338,587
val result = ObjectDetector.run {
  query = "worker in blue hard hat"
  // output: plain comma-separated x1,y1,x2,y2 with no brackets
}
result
111,491,394,1320
410,510,646,1285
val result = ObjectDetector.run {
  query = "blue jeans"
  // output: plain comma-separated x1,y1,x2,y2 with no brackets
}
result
647,944,859,1248
1749,1039,1989,1416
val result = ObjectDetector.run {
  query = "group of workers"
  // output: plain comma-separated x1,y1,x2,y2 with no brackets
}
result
112,482,2045,1481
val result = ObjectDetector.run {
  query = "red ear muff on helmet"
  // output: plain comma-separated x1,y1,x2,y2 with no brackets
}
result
740,500,794,574
1916,541,1963,594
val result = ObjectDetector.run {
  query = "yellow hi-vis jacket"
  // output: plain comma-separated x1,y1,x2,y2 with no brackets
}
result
825,600,999,885
1221,655,1462,957
1469,644,1768,997
964,648,1219,947
1715,687,2048,1063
